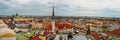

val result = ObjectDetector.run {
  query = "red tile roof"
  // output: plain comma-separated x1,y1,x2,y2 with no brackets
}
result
45,24,52,30
106,28,120,37
45,23,73,30
64,24,73,28
43,31,53,36
30,35,41,40
55,24,64,29
55,23,73,29
91,31,99,40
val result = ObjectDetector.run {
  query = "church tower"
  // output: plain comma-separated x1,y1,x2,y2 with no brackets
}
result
15,13,19,16
52,5,55,19
51,4,55,33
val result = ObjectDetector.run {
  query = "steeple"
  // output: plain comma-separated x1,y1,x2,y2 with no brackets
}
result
16,13,19,16
52,2,55,19
51,1,56,33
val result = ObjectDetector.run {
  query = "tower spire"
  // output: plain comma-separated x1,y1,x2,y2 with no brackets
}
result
16,13,19,16
52,1,55,19
51,1,56,33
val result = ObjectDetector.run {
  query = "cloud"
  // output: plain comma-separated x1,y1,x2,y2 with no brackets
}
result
54,0,120,17
0,3,11,9
0,0,120,17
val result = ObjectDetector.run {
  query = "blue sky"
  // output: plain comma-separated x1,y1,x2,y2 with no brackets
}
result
0,0,120,17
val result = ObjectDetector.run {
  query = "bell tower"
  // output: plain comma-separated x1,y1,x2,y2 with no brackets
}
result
52,5,55,19
51,2,55,33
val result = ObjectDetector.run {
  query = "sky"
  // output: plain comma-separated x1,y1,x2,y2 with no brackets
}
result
0,0,120,17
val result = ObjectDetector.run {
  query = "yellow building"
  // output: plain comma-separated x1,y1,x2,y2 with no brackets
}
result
39,36,46,40
76,24,93,31
14,17,34,22
32,22,41,29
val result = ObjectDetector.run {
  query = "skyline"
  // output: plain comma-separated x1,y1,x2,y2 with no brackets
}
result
0,0,120,17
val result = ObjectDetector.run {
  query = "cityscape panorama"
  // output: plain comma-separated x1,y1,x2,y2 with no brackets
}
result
0,0,120,40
